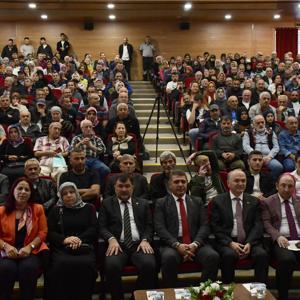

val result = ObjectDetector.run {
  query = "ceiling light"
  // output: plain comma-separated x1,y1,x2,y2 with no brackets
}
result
107,3,115,9
108,15,116,20
273,14,281,19
28,3,37,9
225,14,232,20
184,2,192,11
298,3,300,8
41,14,48,20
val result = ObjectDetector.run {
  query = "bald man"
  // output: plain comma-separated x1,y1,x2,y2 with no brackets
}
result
211,169,268,284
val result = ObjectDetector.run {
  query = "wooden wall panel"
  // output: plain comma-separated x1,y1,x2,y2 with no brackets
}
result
0,20,295,80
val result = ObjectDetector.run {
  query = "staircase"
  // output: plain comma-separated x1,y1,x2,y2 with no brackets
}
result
130,81,191,180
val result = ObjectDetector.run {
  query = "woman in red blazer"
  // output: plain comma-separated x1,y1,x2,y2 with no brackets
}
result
0,177,48,300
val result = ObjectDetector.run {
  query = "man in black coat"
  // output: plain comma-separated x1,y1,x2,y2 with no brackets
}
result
56,33,70,61
211,169,269,284
99,173,156,300
154,170,220,288
118,37,134,80
1,39,18,61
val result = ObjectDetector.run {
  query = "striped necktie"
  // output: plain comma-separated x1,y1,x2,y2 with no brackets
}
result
123,201,134,250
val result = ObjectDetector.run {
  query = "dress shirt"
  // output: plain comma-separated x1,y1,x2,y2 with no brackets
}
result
242,101,250,110
172,193,187,238
230,191,244,238
121,45,130,61
292,101,300,117
252,173,261,194
118,198,140,242
278,194,300,238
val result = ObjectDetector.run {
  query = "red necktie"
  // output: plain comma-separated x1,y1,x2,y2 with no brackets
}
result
235,198,246,243
178,198,191,244
284,200,299,240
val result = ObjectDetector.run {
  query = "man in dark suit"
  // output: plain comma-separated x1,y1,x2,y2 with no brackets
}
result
149,151,176,202
56,33,70,61
211,169,269,284
154,170,220,288
118,37,134,80
104,154,149,200
99,173,156,300
262,173,300,300
245,150,277,200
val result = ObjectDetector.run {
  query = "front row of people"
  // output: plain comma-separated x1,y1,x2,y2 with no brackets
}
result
0,170,299,300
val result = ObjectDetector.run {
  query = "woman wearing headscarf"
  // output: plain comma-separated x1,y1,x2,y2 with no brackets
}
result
85,106,106,141
46,182,97,300
0,177,48,300
263,109,282,136
235,107,251,135
0,125,33,183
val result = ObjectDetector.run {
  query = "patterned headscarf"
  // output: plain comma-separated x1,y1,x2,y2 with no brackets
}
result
56,182,86,209
7,125,24,148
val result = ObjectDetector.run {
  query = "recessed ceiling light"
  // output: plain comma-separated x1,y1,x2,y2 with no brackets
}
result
108,15,116,20
298,3,300,8
41,14,48,20
184,2,192,11
225,14,232,20
28,3,37,9
273,14,281,19
107,3,115,9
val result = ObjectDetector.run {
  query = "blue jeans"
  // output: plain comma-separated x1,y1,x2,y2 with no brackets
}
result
85,157,110,187
282,158,296,172
188,128,200,150
266,159,284,178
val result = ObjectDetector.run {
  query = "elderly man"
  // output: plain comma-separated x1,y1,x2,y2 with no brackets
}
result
149,151,176,201
16,110,41,143
239,89,254,111
249,91,276,120
262,174,300,300
212,116,245,171
109,91,136,120
34,122,69,181
154,170,220,287
251,78,268,104
211,169,269,284
243,114,283,178
290,90,300,117
276,94,295,122
24,158,57,213
71,119,109,187
278,116,300,171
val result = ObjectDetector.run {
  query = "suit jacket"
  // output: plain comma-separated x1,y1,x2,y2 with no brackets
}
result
154,194,210,247
261,193,300,241
211,192,263,246
118,43,133,61
0,204,48,254
245,171,276,198
149,172,169,201
98,196,153,242
104,173,149,200
56,41,70,59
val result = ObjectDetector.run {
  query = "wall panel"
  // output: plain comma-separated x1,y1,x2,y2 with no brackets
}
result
0,20,294,80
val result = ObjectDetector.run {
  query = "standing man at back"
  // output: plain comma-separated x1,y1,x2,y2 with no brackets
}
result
139,35,155,81
119,37,133,80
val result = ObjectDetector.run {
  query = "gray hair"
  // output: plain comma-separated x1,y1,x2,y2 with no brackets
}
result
24,158,40,168
259,91,271,100
159,151,176,163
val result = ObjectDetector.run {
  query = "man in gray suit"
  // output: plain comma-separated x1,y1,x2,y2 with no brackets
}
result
154,170,219,288
262,173,300,300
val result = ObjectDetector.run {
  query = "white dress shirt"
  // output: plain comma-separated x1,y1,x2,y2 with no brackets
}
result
230,191,243,237
278,194,300,238
118,198,140,242
122,45,130,61
172,193,187,238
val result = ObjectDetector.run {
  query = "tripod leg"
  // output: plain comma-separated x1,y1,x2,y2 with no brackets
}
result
155,96,161,163
142,97,158,144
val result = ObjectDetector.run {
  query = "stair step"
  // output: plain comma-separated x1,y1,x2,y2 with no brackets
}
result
143,134,184,144
132,97,155,102
137,116,169,124
140,124,177,134
136,110,167,117
145,144,190,157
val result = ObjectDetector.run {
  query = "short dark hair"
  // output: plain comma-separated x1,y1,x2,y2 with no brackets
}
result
115,173,134,185
221,115,232,123
40,37,46,40
168,170,187,182
8,38,13,43
24,37,29,40
248,150,263,160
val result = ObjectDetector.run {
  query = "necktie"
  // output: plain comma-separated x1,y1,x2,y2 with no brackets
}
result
235,198,246,243
284,200,299,240
178,198,191,244
123,201,133,249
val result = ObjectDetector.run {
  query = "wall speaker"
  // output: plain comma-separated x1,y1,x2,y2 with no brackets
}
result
179,22,190,30
84,21,94,31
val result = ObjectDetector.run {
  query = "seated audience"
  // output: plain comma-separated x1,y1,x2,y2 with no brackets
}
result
261,174,300,300
221,95,239,122
46,182,97,300
212,116,245,170
59,148,100,204
0,125,33,183
0,177,48,300
71,119,109,187
154,170,220,287
211,169,269,284
278,116,300,171
245,150,277,200
276,94,295,122
99,174,156,300
34,122,69,181
263,109,282,136
0,173,9,205
0,95,20,126
107,121,136,172
109,91,136,120
149,151,176,201
16,110,41,143
105,154,149,199
188,151,225,205
235,107,251,135
24,158,57,214
243,114,283,178
249,91,276,120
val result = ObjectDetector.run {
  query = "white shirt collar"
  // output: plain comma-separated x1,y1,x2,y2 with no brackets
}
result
278,193,292,204
118,197,132,205
230,191,243,201
172,193,186,202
